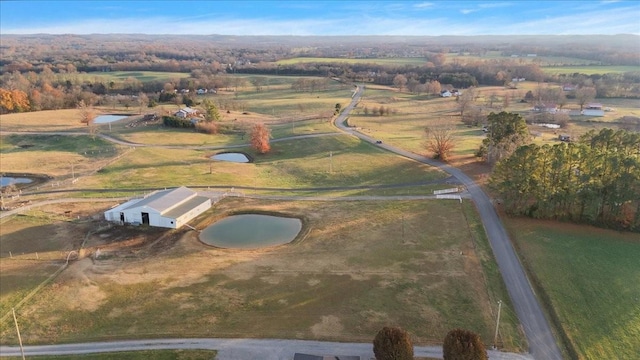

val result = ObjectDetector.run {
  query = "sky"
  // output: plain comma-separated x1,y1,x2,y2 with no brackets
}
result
1,0,639,36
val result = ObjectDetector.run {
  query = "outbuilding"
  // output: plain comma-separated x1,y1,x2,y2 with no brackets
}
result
104,187,211,229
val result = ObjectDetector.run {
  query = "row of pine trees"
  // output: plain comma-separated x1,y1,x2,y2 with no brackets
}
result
490,128,640,231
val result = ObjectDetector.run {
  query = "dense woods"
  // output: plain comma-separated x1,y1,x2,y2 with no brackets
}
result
490,128,640,231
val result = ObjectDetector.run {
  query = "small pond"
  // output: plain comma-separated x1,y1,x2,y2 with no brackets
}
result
210,152,250,163
1,177,33,188
200,214,302,249
94,115,128,124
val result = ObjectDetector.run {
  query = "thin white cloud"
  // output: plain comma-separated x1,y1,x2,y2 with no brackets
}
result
414,2,435,9
478,2,513,9
460,9,478,15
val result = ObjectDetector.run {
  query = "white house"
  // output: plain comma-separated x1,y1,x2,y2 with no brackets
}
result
104,187,211,229
440,90,452,97
174,107,198,118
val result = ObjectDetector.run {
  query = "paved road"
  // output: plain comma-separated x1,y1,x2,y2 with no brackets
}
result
335,85,562,360
0,338,533,360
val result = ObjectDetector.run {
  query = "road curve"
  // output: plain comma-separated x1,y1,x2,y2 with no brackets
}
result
0,338,533,360
335,85,563,360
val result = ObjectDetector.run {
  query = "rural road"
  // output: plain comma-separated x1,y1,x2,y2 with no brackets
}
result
0,86,560,359
335,85,563,360
0,338,533,360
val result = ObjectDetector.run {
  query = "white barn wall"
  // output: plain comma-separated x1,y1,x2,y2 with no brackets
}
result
103,188,212,229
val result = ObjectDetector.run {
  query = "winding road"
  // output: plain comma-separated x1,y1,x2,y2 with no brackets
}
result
335,86,562,360
0,85,562,359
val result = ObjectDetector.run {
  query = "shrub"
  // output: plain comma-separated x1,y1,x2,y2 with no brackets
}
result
373,326,413,360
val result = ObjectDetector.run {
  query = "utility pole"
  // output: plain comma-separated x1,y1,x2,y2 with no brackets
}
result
12,308,25,360
493,300,502,349
71,163,75,180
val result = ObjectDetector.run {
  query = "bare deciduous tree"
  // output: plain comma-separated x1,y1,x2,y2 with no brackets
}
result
425,121,456,161
77,100,96,126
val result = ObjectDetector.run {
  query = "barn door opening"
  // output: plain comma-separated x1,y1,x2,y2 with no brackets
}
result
141,212,149,225
120,212,125,223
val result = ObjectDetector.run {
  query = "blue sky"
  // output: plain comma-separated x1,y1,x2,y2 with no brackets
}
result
1,1,639,36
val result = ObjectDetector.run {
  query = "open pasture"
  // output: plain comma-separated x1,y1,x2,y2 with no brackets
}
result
84,135,448,195
506,217,640,360
0,198,523,351
82,71,191,83
276,57,428,66
0,134,122,178
541,65,640,75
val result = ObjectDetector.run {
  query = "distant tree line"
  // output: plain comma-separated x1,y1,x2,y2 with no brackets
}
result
490,128,640,231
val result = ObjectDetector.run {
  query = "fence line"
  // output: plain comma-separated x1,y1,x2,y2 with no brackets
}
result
434,188,460,195
436,194,463,203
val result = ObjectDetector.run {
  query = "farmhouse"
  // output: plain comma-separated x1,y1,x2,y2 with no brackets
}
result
582,103,605,117
174,107,198,118
104,187,211,229
440,90,452,97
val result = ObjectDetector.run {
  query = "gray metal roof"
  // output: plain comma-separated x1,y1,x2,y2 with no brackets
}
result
123,186,196,214
163,195,210,219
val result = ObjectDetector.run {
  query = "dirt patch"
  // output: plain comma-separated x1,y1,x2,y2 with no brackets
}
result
311,315,344,337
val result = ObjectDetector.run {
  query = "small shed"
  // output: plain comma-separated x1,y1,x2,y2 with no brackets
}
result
104,187,211,229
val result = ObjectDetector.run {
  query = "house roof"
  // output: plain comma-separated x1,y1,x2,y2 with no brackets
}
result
123,186,196,214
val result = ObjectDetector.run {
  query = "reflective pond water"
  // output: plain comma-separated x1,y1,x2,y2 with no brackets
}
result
94,115,128,124
200,214,302,249
210,152,250,163
0,177,33,188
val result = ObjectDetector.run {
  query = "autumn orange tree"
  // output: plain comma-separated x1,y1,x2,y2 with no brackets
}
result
250,122,271,154
0,88,30,114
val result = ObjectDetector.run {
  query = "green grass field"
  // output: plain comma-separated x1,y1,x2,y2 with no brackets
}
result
276,57,429,66
541,66,640,75
82,71,191,83
86,135,447,193
506,218,640,360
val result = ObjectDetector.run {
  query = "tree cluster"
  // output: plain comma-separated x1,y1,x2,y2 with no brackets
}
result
372,326,487,360
490,128,640,231
477,112,530,164
162,115,195,129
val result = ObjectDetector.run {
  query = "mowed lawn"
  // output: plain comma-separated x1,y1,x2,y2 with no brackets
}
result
0,199,523,351
505,218,640,360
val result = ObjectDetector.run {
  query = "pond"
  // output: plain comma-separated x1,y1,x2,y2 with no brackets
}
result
210,152,250,163
0,177,33,188
200,214,302,249
94,115,129,124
